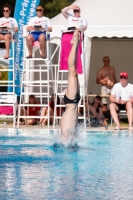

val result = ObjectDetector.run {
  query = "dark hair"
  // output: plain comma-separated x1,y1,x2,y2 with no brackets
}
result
29,95,37,104
91,95,102,113
3,4,12,11
95,95,101,100
50,94,60,108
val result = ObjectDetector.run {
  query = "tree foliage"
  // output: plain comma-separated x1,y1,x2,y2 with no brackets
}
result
40,0,74,18
0,0,74,18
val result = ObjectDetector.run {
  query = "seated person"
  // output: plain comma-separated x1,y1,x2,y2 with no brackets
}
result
60,5,87,74
79,95,106,126
38,94,60,126
26,5,52,59
61,5,87,31
0,4,18,59
18,95,40,125
110,72,133,130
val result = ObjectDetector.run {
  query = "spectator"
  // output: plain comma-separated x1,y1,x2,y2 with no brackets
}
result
60,5,87,74
38,94,60,126
26,5,52,59
110,72,133,130
0,4,18,59
96,56,117,112
79,95,106,126
61,5,87,31
18,95,40,125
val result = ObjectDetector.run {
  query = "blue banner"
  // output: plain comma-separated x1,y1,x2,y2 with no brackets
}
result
8,0,40,95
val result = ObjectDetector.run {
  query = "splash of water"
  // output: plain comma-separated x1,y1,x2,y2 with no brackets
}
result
53,123,84,149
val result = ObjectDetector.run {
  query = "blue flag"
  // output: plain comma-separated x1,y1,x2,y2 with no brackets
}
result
8,0,40,96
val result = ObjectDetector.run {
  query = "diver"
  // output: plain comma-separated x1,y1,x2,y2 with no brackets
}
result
60,30,80,147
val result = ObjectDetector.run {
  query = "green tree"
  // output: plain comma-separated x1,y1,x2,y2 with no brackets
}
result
0,0,16,17
40,0,74,18
0,0,74,18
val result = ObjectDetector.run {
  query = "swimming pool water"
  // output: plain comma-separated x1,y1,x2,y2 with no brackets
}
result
0,129,133,200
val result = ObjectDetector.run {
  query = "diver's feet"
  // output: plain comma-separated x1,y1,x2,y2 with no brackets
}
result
70,30,79,46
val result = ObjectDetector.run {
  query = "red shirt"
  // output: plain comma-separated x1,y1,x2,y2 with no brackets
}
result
26,103,40,116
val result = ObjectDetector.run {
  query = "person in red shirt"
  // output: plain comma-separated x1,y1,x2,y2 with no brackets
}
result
17,95,40,125
38,94,60,126
25,95,40,125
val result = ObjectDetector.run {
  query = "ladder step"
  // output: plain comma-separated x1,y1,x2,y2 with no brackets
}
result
24,58,48,61
21,92,51,95
0,58,13,60
19,116,49,119
23,84,51,87
23,69,49,72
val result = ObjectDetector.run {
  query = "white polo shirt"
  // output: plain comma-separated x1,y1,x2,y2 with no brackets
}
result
67,13,87,29
111,82,133,101
0,17,18,27
28,16,51,28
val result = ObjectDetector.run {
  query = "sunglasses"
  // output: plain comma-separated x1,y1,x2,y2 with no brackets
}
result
104,60,109,62
36,9,43,12
74,9,80,13
120,76,127,79
3,10,9,12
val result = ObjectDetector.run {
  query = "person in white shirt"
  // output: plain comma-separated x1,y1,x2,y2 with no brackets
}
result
110,72,133,130
61,5,87,31
0,4,18,59
26,6,52,59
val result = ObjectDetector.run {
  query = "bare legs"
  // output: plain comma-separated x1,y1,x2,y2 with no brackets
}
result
110,102,133,129
0,33,11,58
26,34,34,57
38,34,46,58
38,107,54,126
26,33,46,58
66,30,79,100
61,30,80,143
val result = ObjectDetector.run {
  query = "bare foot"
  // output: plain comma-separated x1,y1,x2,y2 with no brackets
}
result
70,30,79,46
4,54,9,59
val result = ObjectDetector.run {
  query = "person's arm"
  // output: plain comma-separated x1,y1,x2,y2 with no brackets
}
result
96,70,108,85
113,68,117,84
27,18,34,31
61,5,79,18
13,18,18,32
98,107,104,119
89,104,98,118
47,18,52,32
110,94,121,104
127,95,133,103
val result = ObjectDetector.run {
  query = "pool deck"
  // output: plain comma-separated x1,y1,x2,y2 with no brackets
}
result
0,123,129,131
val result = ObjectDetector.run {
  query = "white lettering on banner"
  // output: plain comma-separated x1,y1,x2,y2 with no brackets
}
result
14,0,38,83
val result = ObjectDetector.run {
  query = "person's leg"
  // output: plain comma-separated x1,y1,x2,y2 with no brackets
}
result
27,119,36,125
66,30,79,99
126,101,133,128
42,107,53,125
0,34,4,41
101,86,107,112
38,107,48,124
38,34,46,58
1,34,11,58
109,103,121,129
26,34,35,57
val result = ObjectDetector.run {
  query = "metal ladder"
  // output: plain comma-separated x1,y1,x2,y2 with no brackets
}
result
17,31,55,128
0,35,17,127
